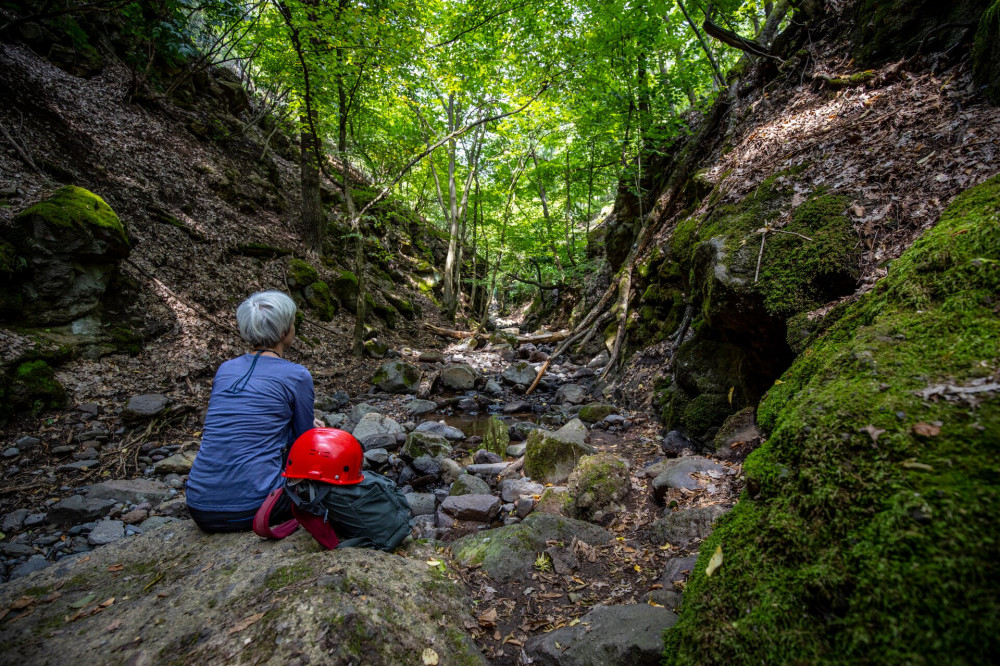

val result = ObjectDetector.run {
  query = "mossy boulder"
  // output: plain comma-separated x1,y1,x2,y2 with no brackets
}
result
578,403,620,423
0,521,485,665
566,454,630,524
481,415,510,457
7,186,130,325
363,339,389,359
664,174,1000,664
439,363,479,391
524,421,596,484
303,280,336,321
371,361,421,394
287,258,318,289
385,293,416,319
452,513,612,583
402,431,452,459
449,473,491,497
0,359,68,423
331,270,360,309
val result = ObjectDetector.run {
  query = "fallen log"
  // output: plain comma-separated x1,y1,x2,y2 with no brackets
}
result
516,330,570,344
422,322,474,339
422,322,569,344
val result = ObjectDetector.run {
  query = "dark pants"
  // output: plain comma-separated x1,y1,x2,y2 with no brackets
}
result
188,492,293,533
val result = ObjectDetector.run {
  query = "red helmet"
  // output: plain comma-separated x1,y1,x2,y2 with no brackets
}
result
283,428,364,485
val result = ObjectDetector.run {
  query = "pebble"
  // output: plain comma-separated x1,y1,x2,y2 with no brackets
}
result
405,493,437,516
3,447,20,458
88,520,125,546
58,459,100,472
16,436,41,450
2,509,29,532
24,513,46,527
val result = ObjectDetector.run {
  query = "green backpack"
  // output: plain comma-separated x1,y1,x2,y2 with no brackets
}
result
284,472,413,551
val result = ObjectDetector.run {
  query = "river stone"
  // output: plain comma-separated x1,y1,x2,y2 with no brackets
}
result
501,362,537,386
440,494,500,522
651,456,727,498
578,402,619,423
10,555,51,580
418,351,445,363
121,394,170,423
16,436,41,451
352,413,403,442
508,421,541,441
449,474,492,497
322,412,347,428
566,454,630,523
713,406,763,459
371,361,421,394
402,431,452,459
88,479,170,506
661,430,695,457
414,421,465,440
0,521,484,663
649,504,730,547
525,603,677,666
351,402,378,422
555,384,589,405
506,442,527,457
500,478,545,503
47,495,116,526
523,423,596,485
363,448,389,466
439,363,478,391
465,462,510,477
2,509,29,532
484,379,503,396
405,492,437,516
154,451,197,475
439,457,463,484
503,400,531,414
660,555,700,586
404,399,438,416
88,519,125,546
411,455,441,477
587,351,610,369
453,513,612,583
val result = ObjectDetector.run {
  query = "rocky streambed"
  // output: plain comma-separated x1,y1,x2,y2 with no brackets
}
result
0,333,743,664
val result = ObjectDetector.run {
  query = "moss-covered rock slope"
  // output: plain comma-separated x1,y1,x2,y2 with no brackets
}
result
665,173,1000,663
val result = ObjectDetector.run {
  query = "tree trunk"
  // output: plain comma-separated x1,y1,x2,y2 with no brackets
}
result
531,149,564,275
677,0,725,88
442,96,459,317
564,146,576,265
300,121,324,251
469,175,480,315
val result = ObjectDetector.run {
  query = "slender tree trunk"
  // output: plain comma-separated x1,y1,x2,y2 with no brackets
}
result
586,142,594,239
300,120,323,250
469,176,480,316
677,0,725,88
455,207,467,315
442,96,460,317
564,145,576,265
531,149,564,275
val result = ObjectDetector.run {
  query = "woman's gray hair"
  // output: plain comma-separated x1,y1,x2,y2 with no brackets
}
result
236,291,297,348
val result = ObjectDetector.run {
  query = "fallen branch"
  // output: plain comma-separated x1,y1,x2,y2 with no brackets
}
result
517,330,570,344
0,120,42,175
422,322,474,339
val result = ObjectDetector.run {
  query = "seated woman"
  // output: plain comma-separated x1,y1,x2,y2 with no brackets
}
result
185,290,316,532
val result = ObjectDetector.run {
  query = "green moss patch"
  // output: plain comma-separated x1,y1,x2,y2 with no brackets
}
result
665,174,1000,664
16,186,128,246
287,258,319,288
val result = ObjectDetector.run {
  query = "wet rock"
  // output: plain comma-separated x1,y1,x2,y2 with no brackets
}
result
154,451,197,475
10,555,50,580
404,399,438,416
3,447,19,458
501,362,537,386
587,351,610,369
508,421,541,441
371,361,421,394
502,400,531,414
88,479,170,506
572,367,596,380
414,421,465,441
661,430,695,457
525,603,677,665
120,509,149,525
58,459,100,472
353,413,403,442
122,394,170,423
439,363,479,391
555,384,588,405
47,495,116,526
0,543,37,557
87,519,125,546
402,431,452,459
417,351,445,363
517,343,536,359
405,492,437,516
474,450,502,465
506,442,527,457
456,398,478,411
651,457,727,499
500,478,544,503
578,403,620,423
649,505,730,547
449,474,492,497
16,436,41,451
436,510,456,529
465,462,510,477
535,487,570,515
24,513,46,527
351,402,378,422
441,494,500,522
566,454,630,523
484,379,503,396
2,509,29,532
314,392,349,411
453,513,611,583
363,339,388,359
515,497,535,519
363,448,390,467
410,515,437,539
411,455,441,477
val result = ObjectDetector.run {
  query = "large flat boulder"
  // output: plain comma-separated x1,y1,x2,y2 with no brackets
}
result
352,412,403,443
649,504,730,547
87,479,171,506
402,431,452,459
501,362,537,385
371,361,421,394
0,521,485,665
438,363,478,391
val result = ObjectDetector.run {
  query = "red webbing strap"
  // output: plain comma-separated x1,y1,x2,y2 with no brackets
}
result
290,506,340,550
252,489,300,540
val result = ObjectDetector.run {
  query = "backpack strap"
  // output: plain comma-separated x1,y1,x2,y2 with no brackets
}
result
253,488,300,540
290,505,340,550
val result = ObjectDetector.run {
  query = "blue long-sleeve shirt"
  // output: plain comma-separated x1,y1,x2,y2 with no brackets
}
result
185,353,314,512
